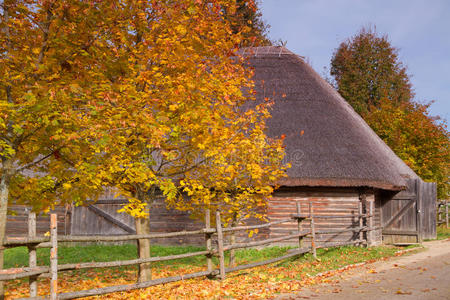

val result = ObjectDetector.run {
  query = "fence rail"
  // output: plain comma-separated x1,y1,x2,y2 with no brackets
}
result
1,201,373,299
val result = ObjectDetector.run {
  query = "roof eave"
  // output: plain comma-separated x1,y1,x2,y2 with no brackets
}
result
278,177,405,191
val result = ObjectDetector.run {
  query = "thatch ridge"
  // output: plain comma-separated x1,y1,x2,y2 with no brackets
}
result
244,46,418,190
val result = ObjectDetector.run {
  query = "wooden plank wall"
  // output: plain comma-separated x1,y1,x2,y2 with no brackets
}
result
6,205,70,237
372,194,382,244
148,196,204,245
70,195,205,245
267,187,379,245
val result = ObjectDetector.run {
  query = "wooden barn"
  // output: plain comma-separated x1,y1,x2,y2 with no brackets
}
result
6,46,437,245
245,46,436,245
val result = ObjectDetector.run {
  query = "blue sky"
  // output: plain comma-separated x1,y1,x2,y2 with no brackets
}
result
260,0,450,122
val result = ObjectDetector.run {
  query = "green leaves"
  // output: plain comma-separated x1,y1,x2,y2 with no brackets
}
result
331,26,413,115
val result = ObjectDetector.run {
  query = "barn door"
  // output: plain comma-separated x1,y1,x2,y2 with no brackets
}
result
417,180,437,240
382,179,420,245
71,199,136,235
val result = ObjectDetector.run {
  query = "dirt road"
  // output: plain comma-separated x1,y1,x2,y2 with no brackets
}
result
277,239,450,300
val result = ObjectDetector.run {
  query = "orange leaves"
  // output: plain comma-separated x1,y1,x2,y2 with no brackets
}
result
364,98,449,197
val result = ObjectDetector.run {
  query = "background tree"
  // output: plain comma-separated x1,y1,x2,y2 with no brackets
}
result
330,26,413,115
365,99,449,198
223,0,271,46
330,26,449,198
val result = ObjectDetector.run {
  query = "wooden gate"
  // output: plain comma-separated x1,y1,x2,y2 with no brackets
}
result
382,179,437,244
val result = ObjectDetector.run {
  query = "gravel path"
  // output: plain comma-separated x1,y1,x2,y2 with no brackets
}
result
276,239,450,300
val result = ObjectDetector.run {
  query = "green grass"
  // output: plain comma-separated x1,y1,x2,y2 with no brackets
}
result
273,245,403,279
4,244,293,270
5,242,418,286
437,226,450,240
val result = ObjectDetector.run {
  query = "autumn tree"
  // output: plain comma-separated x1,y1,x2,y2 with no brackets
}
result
77,0,286,282
330,26,413,115
223,0,271,46
0,0,121,297
365,99,449,198
176,101,288,267
330,26,449,198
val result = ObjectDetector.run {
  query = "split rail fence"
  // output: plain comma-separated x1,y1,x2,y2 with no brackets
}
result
437,200,449,228
1,201,373,299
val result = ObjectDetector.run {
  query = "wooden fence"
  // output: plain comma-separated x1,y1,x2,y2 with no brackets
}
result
0,201,372,299
437,200,449,228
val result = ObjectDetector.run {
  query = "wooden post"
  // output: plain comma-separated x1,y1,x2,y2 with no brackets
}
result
437,203,441,225
446,203,449,228
205,209,213,275
50,214,58,300
296,201,303,249
416,179,423,243
215,211,226,280
358,201,363,247
368,200,374,247
309,202,317,259
28,212,37,297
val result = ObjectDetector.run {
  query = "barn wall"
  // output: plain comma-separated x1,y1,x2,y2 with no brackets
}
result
6,187,385,247
70,195,205,245
372,193,382,245
267,187,380,245
6,205,71,237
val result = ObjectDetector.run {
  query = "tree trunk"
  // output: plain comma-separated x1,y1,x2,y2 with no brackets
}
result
135,201,151,282
0,160,12,300
228,217,238,268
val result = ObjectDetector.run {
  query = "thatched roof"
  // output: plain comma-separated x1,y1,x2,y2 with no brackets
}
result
243,46,418,191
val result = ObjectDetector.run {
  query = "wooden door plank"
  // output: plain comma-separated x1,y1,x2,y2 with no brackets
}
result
383,200,415,229
87,205,136,234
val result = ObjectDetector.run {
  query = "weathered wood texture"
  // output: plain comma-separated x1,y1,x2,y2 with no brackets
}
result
70,195,204,245
381,179,418,244
381,179,437,244
6,205,70,237
28,212,37,297
267,187,378,245
418,180,437,239
50,214,57,300
8,183,435,246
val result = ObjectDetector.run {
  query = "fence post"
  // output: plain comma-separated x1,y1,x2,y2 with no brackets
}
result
205,209,213,276
437,203,441,225
309,202,317,259
367,200,374,247
358,202,363,247
446,203,449,228
28,212,37,297
296,201,303,249
50,214,58,300
215,211,226,280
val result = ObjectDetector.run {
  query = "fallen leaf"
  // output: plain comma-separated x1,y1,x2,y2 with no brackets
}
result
396,289,412,295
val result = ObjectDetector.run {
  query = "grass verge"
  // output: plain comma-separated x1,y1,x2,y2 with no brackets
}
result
437,225,450,240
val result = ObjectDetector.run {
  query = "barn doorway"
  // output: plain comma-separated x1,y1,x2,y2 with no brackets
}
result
381,179,437,245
